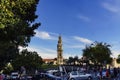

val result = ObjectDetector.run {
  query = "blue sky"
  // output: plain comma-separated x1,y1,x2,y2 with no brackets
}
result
21,0,120,59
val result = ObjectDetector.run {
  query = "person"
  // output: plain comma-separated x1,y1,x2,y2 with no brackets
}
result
99,67,102,79
113,67,118,80
35,69,38,75
4,75,7,80
108,66,111,77
0,73,3,80
106,69,109,78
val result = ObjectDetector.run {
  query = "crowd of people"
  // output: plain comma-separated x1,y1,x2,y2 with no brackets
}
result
92,67,120,80
0,73,6,80
1,66,120,80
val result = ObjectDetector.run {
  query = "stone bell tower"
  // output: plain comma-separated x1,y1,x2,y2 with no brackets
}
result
57,35,63,65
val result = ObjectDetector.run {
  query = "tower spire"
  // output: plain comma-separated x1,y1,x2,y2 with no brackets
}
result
57,35,63,65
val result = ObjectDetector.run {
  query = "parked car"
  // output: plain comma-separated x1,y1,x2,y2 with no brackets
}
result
45,73,62,80
11,72,19,80
69,71,92,80
20,75,32,80
46,69,68,80
32,72,64,80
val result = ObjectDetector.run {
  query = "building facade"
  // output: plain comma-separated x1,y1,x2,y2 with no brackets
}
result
57,36,63,65
111,58,120,68
43,59,57,65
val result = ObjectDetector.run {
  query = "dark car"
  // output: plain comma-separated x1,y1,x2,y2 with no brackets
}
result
43,73,62,80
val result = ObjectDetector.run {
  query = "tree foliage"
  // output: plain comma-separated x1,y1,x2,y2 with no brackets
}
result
116,54,120,63
0,0,40,70
0,0,39,28
67,56,79,65
82,41,112,65
12,49,43,71
0,0,17,28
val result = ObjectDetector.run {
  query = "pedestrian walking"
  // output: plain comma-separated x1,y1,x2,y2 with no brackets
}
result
113,68,118,80
99,67,102,80
0,74,3,80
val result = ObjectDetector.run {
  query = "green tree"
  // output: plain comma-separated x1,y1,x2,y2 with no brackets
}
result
67,57,74,65
73,56,79,65
83,41,112,65
67,56,79,65
117,54,120,63
0,0,39,28
0,0,17,28
12,49,43,71
80,56,89,66
0,0,40,70
3,63,13,74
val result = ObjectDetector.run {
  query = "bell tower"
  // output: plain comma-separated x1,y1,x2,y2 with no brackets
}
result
57,35,63,65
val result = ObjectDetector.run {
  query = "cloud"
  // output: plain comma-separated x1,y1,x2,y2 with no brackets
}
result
77,15,91,22
19,46,57,59
111,50,120,58
35,30,57,40
28,47,57,59
19,46,81,59
73,36,93,44
102,0,120,14
66,45,85,49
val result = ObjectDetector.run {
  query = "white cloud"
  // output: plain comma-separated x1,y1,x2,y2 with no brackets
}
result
67,45,85,49
111,50,120,58
19,46,57,59
18,46,24,52
26,46,83,59
102,0,120,14
35,30,57,40
109,41,120,58
73,36,93,44
77,15,91,22
28,47,57,59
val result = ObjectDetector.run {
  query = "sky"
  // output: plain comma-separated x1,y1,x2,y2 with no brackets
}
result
21,0,120,59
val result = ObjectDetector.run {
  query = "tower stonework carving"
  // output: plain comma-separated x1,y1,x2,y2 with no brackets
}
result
57,36,63,65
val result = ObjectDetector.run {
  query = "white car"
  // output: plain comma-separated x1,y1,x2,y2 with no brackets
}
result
69,71,92,80
11,72,19,79
46,70,68,80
